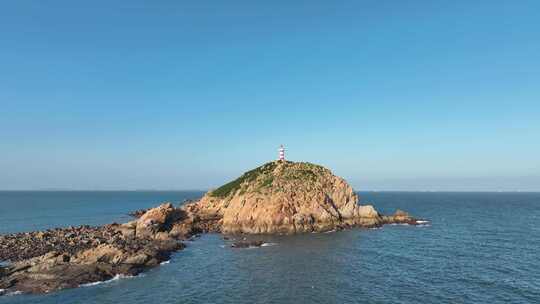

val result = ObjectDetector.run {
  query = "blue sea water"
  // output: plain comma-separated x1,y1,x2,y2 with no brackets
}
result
1,191,539,303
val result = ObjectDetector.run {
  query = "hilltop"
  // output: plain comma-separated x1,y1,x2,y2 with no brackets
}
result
185,160,413,234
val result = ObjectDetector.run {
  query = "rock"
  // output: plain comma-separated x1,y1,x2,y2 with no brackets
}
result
72,244,124,264
123,253,150,265
189,161,384,234
231,240,264,248
128,208,148,218
382,209,419,225
136,203,185,238
113,222,136,238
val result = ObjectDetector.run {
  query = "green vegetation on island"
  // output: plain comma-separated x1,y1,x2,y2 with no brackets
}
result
210,161,325,198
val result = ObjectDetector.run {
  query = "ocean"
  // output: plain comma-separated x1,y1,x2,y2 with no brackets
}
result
0,191,539,303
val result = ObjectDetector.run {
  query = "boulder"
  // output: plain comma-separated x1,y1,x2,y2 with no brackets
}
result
72,244,125,264
135,203,184,238
382,209,419,225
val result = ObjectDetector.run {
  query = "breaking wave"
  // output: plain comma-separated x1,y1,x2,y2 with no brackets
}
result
80,273,143,288
1,290,23,296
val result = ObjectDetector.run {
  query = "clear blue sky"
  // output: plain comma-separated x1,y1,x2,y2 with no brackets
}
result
1,1,539,191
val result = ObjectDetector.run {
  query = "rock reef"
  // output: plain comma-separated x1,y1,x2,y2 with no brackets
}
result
0,161,425,296
0,203,209,295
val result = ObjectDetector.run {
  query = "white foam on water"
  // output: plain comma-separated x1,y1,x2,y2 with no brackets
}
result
80,274,139,288
261,242,277,247
416,224,431,228
324,230,336,233
6,291,23,296
160,260,170,265
416,220,430,224
81,280,109,287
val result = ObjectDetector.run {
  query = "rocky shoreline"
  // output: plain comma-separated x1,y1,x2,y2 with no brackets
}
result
0,203,215,295
0,161,427,296
0,202,423,296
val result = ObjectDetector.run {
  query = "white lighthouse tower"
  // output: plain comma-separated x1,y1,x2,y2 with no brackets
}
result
278,145,285,161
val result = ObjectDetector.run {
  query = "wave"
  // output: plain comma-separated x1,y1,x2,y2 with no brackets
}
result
389,222,431,227
80,273,142,288
160,260,170,265
1,290,23,296
240,242,278,249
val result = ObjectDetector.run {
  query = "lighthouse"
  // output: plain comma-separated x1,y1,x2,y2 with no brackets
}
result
278,145,285,161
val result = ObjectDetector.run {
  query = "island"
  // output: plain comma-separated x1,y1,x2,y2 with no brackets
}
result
0,161,424,295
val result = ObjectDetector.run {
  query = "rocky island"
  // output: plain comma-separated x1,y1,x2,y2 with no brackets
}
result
0,161,424,295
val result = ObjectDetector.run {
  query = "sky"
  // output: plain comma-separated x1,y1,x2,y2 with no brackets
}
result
1,1,539,191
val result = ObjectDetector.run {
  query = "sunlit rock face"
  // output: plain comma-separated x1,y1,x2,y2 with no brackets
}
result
191,161,384,234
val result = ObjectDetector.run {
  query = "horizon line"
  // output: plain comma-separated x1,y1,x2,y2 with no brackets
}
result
0,189,539,193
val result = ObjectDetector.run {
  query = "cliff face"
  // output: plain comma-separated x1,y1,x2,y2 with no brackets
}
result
189,161,384,234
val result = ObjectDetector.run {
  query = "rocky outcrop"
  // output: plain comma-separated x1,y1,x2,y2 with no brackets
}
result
135,202,185,238
188,161,415,234
0,161,425,296
382,210,421,225
0,203,195,295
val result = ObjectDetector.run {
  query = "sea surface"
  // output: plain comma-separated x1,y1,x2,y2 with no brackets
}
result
1,191,539,303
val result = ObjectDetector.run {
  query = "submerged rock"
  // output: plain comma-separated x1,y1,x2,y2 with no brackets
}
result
231,240,264,248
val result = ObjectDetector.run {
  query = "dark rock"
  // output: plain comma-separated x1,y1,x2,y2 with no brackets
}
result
231,240,264,248
128,209,148,218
